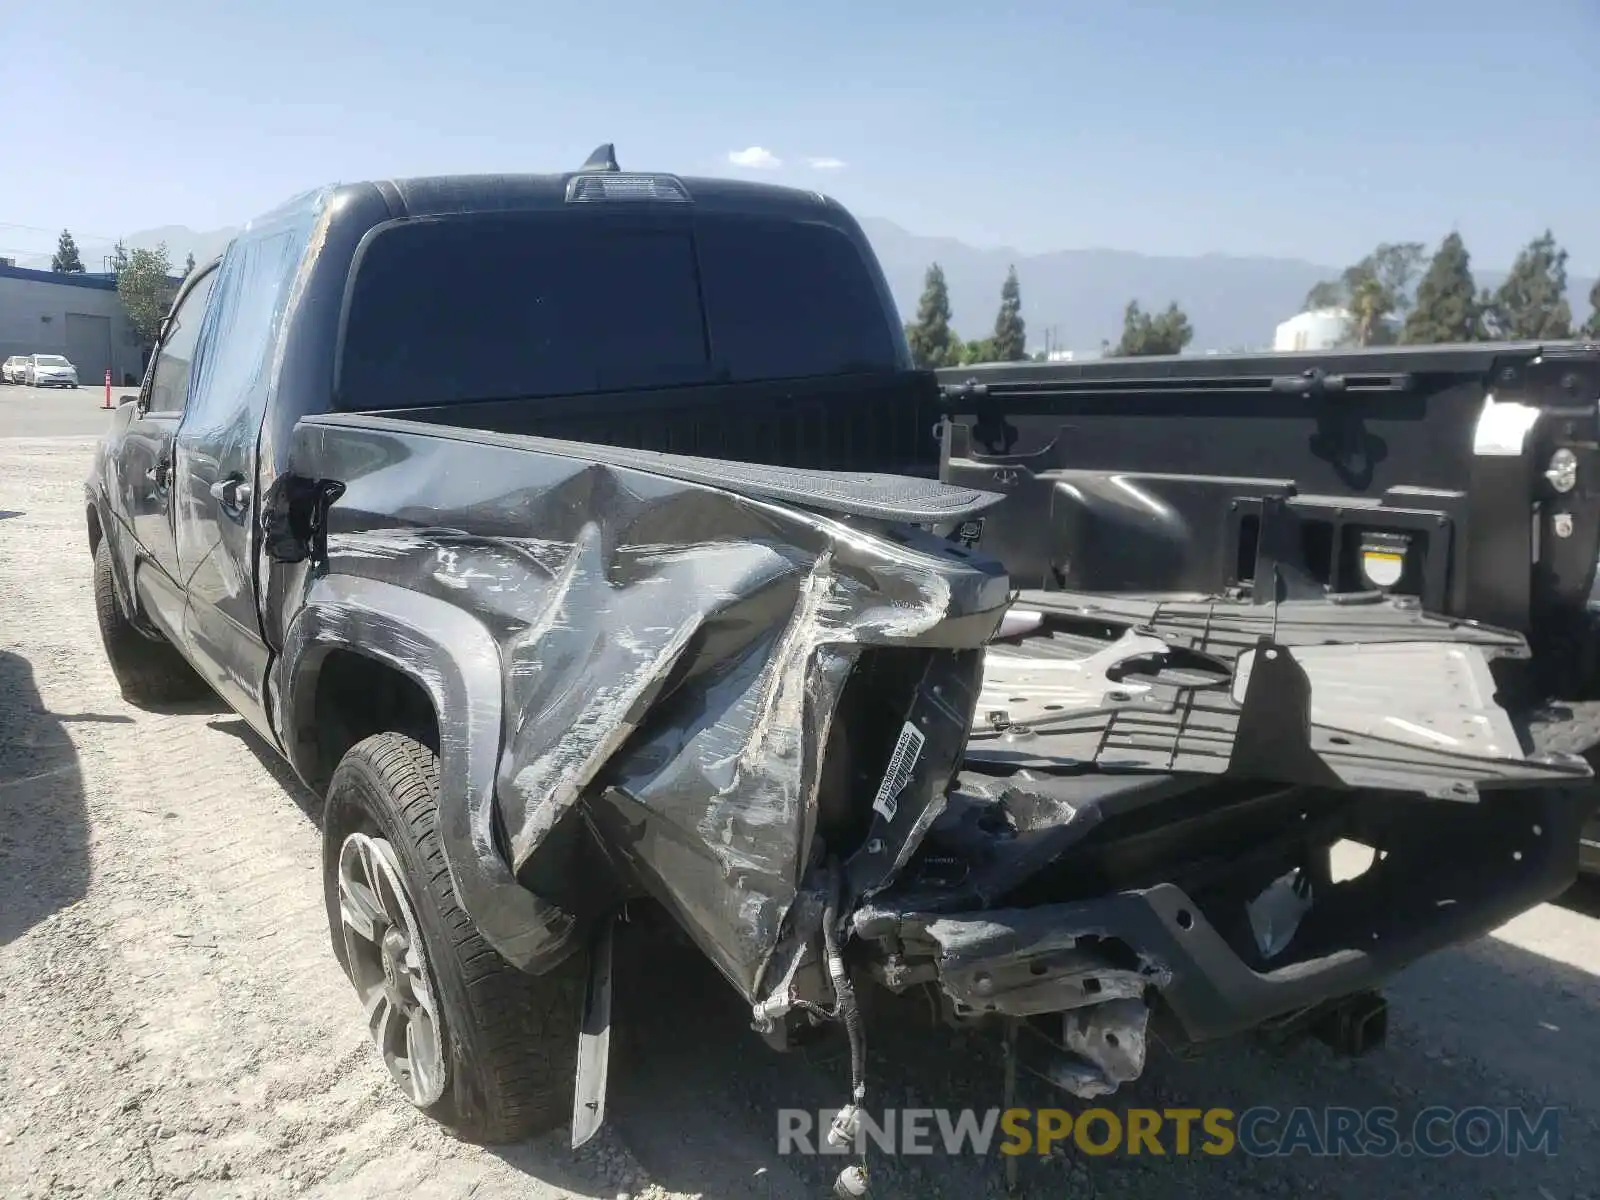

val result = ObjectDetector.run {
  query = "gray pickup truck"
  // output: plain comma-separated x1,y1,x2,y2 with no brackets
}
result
86,147,1597,1181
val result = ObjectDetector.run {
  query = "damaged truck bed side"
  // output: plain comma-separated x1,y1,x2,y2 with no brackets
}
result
85,148,1597,1162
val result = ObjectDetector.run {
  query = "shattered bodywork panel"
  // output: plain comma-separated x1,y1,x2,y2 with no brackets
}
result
270,414,1012,993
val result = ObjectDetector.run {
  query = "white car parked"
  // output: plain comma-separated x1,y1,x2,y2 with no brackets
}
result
26,354,79,388
2,355,29,384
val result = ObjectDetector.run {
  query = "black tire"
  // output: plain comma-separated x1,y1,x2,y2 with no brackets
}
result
93,536,209,705
322,732,585,1144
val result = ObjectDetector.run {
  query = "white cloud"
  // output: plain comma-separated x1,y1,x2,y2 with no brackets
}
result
727,146,782,170
806,156,847,171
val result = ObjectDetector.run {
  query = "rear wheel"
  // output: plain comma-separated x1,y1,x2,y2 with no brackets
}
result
92,536,209,705
322,732,586,1143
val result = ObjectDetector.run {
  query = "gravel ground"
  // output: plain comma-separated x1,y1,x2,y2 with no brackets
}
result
0,386,126,438
3,434,1599,1200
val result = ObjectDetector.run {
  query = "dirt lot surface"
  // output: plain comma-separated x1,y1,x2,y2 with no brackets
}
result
0,386,127,438
3,433,1600,1200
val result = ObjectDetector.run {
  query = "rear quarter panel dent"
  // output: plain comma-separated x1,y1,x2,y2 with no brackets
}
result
277,575,578,970
284,420,1008,991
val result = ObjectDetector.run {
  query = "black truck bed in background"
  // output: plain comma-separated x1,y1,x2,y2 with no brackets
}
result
936,342,1600,693
370,369,948,480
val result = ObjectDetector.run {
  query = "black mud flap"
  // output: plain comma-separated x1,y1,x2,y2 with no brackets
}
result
570,912,617,1149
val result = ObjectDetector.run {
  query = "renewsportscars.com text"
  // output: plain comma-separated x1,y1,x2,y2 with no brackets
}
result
777,1106,1561,1159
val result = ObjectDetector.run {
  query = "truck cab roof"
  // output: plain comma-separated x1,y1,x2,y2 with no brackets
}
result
351,141,845,222
365,169,850,224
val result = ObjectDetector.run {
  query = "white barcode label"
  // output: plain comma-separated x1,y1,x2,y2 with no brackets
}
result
871,721,926,823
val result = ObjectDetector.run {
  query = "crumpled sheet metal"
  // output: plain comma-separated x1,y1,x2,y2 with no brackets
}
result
275,572,569,967
283,418,1009,987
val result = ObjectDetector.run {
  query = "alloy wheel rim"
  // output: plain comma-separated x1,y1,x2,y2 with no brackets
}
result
336,831,446,1107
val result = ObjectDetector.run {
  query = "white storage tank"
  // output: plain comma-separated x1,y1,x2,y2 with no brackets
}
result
1273,307,1351,352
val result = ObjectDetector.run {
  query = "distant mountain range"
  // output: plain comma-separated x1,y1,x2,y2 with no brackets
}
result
856,217,1597,353
22,218,1595,353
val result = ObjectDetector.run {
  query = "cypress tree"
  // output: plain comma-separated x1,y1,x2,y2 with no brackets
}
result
1402,232,1480,344
1488,231,1573,339
907,263,958,368
1580,278,1600,339
52,229,85,273
991,266,1027,361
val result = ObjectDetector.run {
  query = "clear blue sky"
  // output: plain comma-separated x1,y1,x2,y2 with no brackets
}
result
3,0,1595,273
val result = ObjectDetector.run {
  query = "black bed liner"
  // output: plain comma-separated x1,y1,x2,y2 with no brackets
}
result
935,341,1600,676
362,369,949,480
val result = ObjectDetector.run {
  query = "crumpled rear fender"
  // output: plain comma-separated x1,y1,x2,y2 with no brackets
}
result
277,418,1012,986
276,575,579,970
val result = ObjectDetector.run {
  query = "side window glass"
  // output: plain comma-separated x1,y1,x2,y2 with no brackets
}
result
182,230,300,437
145,270,219,413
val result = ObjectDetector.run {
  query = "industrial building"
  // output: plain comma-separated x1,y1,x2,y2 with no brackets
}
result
0,263,151,387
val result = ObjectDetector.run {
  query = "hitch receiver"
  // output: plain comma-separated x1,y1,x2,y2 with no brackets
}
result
1311,989,1388,1058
